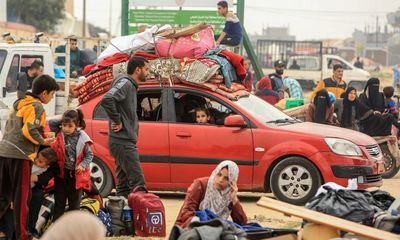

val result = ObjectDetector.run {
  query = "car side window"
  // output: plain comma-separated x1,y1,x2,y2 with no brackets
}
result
174,91,234,125
327,58,351,70
6,54,20,93
93,104,108,120
137,91,163,122
93,90,163,122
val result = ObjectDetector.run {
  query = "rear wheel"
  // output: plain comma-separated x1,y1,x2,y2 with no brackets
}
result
270,157,321,205
380,144,400,179
90,157,114,197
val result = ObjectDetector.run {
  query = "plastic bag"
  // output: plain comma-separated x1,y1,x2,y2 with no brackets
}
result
306,187,375,224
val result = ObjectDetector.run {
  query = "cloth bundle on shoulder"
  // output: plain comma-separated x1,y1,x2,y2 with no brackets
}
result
155,26,215,59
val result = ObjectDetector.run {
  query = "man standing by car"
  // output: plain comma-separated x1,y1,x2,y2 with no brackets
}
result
311,64,347,100
100,56,150,197
269,60,286,99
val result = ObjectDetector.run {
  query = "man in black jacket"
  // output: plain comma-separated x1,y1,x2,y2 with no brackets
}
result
269,60,286,99
100,56,150,197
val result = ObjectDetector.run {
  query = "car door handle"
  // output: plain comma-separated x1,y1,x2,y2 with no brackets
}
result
99,129,108,135
176,132,191,138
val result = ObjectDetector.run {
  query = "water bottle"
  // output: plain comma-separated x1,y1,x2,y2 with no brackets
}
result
388,198,400,215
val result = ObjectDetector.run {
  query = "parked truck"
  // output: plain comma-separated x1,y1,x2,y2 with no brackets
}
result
256,40,370,90
0,36,108,120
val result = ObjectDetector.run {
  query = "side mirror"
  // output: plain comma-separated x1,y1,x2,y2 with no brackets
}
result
224,115,247,128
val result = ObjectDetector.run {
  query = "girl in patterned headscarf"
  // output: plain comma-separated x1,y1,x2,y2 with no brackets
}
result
174,160,247,228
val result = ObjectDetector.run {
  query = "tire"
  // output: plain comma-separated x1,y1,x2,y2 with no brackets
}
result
380,144,400,179
270,157,322,205
90,157,114,197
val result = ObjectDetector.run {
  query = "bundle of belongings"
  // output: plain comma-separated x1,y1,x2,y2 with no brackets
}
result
169,209,297,240
74,23,250,105
305,180,400,236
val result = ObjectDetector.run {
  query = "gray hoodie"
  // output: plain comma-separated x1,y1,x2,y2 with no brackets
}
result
100,74,139,145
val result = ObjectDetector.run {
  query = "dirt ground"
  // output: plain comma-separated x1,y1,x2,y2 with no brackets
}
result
107,172,400,240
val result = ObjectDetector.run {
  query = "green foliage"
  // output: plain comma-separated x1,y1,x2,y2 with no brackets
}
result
7,0,66,32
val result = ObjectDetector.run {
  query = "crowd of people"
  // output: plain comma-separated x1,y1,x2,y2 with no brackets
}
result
304,68,400,138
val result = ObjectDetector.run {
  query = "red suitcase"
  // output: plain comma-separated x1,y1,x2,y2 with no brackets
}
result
128,186,166,237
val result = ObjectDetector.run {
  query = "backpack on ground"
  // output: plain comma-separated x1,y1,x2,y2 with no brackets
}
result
105,196,127,236
373,212,400,233
128,186,166,237
35,194,55,236
80,197,101,215
97,208,113,235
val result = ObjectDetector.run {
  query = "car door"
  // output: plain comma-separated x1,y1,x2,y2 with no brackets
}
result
90,88,170,186
168,88,254,189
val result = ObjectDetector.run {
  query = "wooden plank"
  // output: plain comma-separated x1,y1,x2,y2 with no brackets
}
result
257,197,400,240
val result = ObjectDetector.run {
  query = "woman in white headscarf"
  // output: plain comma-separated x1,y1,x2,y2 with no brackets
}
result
175,160,247,228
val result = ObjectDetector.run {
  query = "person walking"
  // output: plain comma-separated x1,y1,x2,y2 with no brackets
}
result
100,56,150,198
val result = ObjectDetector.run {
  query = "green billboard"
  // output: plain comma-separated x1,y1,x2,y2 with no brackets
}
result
128,9,224,34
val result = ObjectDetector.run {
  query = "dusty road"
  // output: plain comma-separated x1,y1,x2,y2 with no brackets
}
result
107,173,400,240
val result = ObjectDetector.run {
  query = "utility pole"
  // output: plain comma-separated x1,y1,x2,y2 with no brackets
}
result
109,0,112,37
121,0,129,36
376,16,379,47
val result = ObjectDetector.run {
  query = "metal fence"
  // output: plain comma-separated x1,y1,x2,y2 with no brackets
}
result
256,40,323,70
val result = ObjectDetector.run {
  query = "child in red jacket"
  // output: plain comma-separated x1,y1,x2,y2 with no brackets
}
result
49,109,93,221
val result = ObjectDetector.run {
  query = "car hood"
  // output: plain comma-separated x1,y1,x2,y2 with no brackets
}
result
279,122,376,146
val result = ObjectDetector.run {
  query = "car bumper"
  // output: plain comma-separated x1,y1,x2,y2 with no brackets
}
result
309,151,384,188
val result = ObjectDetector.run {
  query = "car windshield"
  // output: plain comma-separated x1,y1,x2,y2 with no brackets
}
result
232,94,296,125
0,50,6,74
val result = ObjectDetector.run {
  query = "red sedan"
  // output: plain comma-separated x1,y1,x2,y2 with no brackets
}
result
79,83,384,205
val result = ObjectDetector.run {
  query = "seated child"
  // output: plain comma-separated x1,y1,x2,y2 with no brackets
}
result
195,108,211,124
383,86,398,119
0,147,58,239
29,147,59,236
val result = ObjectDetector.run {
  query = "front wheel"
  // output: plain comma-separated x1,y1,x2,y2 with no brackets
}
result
380,144,400,179
90,157,114,197
270,157,322,205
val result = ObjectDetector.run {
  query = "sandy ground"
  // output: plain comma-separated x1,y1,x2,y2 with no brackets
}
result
107,173,400,240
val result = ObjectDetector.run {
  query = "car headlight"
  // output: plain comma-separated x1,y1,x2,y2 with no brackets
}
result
324,138,362,156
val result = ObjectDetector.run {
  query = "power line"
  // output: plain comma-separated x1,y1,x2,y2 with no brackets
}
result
246,6,390,16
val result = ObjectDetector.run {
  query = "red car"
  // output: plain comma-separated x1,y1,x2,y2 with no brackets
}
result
78,83,384,205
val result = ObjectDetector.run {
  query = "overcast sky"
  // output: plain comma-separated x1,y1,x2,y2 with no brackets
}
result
74,0,400,40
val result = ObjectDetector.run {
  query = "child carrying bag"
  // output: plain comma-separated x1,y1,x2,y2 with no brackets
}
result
128,185,166,237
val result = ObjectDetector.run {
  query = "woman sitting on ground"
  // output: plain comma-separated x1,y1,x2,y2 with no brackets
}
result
359,78,385,112
335,87,373,131
358,78,400,135
305,89,335,125
336,87,397,136
255,76,280,105
175,160,247,228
